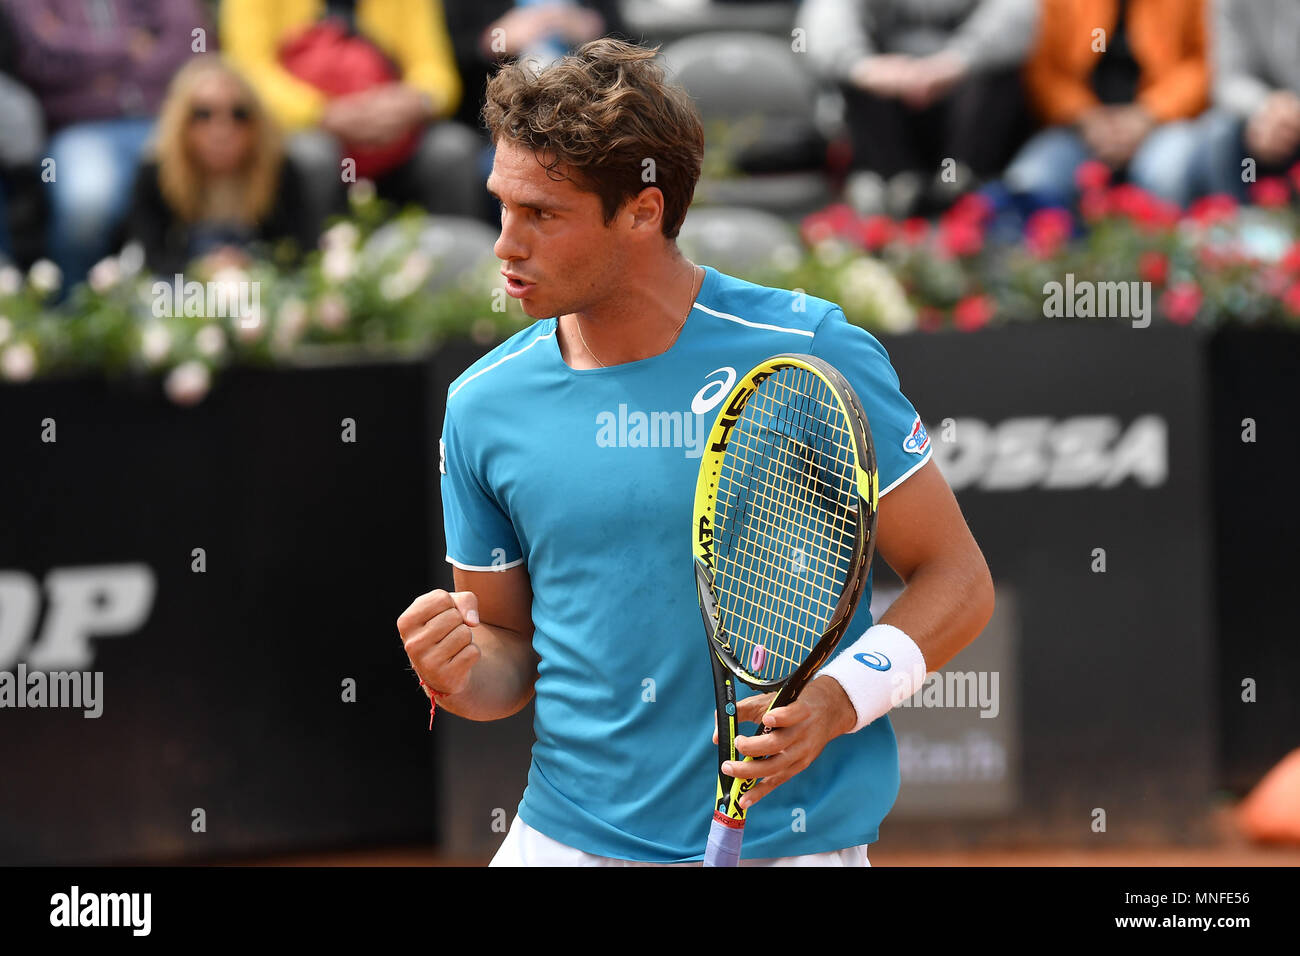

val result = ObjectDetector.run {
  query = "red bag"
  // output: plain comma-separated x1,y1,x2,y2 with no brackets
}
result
278,19,420,179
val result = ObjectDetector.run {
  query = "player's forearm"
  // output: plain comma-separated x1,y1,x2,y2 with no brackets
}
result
879,548,994,672
435,622,538,721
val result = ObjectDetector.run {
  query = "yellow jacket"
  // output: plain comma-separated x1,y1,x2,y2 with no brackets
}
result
221,0,461,130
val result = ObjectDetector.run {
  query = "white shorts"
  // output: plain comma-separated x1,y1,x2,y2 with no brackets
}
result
489,814,871,867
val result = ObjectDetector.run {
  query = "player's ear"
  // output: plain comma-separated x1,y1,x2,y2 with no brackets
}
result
625,185,665,233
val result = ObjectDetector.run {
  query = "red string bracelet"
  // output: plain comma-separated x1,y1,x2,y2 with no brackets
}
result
418,679,444,730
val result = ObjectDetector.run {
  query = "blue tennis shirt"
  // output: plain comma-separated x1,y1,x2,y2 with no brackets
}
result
440,265,933,862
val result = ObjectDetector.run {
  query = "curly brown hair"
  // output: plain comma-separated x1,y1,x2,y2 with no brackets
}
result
483,38,704,240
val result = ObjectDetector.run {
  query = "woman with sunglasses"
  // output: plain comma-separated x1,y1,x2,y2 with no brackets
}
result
122,55,319,277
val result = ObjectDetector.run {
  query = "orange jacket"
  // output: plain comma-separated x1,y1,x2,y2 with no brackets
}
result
1024,0,1208,126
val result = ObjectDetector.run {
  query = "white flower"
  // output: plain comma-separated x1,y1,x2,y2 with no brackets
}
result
164,360,211,406
812,240,851,268
379,273,408,301
0,266,21,297
0,315,10,346
117,241,145,279
315,293,349,331
1,341,37,381
321,221,360,252
235,304,264,343
322,246,357,284
28,259,61,295
195,324,227,358
348,179,377,206
771,245,802,272
400,249,432,284
837,256,916,333
88,256,122,294
273,297,310,350
140,322,173,365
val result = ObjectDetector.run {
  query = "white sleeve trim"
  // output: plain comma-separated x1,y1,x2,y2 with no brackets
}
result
445,555,526,572
878,446,932,497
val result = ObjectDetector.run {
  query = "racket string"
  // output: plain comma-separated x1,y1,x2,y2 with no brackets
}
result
711,365,860,683
725,384,845,670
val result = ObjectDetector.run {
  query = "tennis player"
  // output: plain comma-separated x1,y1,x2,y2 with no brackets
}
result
397,38,994,866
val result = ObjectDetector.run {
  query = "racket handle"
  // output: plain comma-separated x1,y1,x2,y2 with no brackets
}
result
703,811,744,867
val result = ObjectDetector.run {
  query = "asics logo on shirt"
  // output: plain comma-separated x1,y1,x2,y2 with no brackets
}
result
690,367,737,415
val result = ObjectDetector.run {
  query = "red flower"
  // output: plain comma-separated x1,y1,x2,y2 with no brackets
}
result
1284,281,1300,316
937,216,984,257
953,294,995,331
1075,160,1112,192
1260,266,1290,297
1079,188,1110,221
918,307,945,332
1138,251,1168,286
1159,282,1202,324
857,214,895,251
800,203,858,244
901,217,930,246
1024,207,1072,259
1281,241,1300,274
1102,184,1179,231
1250,176,1291,208
1108,184,1155,222
1146,198,1182,230
946,192,994,226
1187,194,1238,227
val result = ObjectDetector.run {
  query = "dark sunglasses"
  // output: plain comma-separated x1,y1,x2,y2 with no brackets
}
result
190,104,253,124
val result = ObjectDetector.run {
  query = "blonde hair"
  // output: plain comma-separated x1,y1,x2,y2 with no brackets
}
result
153,55,283,224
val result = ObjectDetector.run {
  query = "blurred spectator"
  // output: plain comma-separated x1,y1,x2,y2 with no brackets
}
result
0,0,205,287
221,0,483,228
1198,0,1300,200
444,1,628,221
121,56,317,277
0,2,44,267
1004,0,1209,208
445,0,627,129
798,0,1040,216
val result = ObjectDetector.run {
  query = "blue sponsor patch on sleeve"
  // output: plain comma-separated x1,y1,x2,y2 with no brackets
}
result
903,415,930,456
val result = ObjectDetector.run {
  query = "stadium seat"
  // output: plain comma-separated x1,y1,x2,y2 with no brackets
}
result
660,31,838,220
621,0,797,46
677,205,801,275
362,216,500,293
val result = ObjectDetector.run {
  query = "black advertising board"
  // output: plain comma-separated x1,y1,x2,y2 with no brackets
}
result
0,358,439,864
880,324,1215,844
1209,327,1300,795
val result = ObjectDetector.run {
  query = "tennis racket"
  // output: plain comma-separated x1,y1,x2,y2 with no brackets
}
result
693,353,878,867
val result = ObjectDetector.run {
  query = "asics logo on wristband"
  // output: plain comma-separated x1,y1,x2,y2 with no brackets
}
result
853,651,891,671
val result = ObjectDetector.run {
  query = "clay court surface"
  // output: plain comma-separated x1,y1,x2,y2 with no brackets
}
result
236,843,1300,867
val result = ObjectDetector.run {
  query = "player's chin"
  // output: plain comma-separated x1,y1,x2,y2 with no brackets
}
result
518,294,557,320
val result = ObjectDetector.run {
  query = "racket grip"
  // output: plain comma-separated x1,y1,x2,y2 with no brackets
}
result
703,811,744,867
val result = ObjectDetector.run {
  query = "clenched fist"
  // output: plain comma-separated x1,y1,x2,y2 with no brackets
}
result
397,589,481,695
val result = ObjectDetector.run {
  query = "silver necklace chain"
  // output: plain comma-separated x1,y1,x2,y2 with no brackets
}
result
575,265,702,368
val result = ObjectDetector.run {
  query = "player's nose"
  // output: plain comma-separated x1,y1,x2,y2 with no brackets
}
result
493,217,528,264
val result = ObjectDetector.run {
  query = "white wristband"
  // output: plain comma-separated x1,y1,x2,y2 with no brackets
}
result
817,623,927,734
